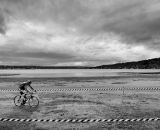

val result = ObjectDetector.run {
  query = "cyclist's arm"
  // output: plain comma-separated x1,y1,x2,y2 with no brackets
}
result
29,85,36,92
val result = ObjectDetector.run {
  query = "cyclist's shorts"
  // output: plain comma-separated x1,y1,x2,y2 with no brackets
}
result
20,91,24,95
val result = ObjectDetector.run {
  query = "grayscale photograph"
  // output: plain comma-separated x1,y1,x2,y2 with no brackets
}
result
0,0,160,130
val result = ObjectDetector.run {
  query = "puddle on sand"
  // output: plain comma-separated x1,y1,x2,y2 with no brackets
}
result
108,98,122,105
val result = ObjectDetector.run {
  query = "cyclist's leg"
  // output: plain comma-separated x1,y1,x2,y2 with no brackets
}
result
20,90,26,105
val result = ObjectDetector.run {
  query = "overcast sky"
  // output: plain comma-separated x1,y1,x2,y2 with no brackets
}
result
0,0,160,66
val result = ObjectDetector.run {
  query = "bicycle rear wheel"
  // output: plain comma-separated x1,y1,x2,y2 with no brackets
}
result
29,96,39,107
14,95,22,106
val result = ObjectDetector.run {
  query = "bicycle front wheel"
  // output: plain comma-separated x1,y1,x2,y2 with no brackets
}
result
29,96,39,107
14,95,22,106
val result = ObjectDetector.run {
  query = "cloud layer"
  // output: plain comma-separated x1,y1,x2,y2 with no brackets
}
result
0,0,160,66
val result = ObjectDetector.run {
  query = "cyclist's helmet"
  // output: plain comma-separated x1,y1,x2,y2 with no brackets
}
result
27,80,32,85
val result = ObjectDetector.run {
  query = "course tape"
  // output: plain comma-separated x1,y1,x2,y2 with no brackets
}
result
37,88,124,92
0,118,159,123
37,87,160,92
0,87,160,92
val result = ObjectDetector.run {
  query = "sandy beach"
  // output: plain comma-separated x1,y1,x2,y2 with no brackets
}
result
0,72,160,130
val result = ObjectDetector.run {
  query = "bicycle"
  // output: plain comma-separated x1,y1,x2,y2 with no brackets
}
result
14,90,39,107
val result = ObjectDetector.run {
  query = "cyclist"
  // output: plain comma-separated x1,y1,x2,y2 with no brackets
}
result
18,80,36,105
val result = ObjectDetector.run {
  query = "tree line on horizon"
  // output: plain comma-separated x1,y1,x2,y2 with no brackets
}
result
94,57,160,69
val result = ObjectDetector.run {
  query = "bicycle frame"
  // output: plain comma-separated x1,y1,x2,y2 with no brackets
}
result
25,91,38,100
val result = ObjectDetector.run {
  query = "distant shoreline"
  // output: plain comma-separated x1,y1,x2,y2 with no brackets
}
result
0,66,92,69
1,57,160,69
0,74,20,76
0,67,160,69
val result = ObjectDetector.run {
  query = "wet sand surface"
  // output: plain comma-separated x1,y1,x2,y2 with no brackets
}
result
0,75,160,129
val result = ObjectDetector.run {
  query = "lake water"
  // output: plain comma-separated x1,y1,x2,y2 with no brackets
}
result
0,69,160,78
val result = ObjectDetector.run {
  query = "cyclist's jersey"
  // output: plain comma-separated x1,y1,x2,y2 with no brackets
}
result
19,82,31,91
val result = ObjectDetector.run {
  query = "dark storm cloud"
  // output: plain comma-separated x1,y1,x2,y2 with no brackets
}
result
74,0,160,47
0,0,89,26
0,42,74,59
1,0,159,45
0,0,160,65
0,11,6,34
0,51,73,59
